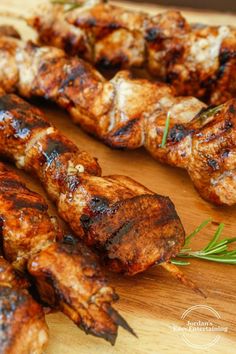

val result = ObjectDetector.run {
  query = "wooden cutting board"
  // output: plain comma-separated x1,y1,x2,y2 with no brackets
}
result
0,1,236,353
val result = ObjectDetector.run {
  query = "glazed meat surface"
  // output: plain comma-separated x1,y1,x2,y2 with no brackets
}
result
29,0,236,104
0,162,130,343
186,102,236,205
0,34,235,205
0,163,58,271
0,90,185,275
0,257,49,354
0,256,28,289
29,241,133,342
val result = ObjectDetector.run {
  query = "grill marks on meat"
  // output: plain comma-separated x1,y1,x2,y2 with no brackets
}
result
29,241,135,343
0,163,131,344
0,92,100,177
29,1,146,70
87,193,184,274
108,96,236,206
28,241,135,343
0,163,56,271
0,256,49,354
0,32,204,158
0,35,203,165
187,102,236,205
0,35,235,204
0,91,185,275
28,0,236,104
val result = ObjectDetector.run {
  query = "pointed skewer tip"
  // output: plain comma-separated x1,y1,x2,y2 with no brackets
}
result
161,262,207,298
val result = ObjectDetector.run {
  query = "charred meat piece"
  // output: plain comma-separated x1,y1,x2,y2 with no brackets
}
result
29,241,135,343
0,91,101,177
29,1,147,70
0,25,21,39
187,102,236,205
0,162,58,271
145,99,236,205
27,0,236,104
0,35,235,204
0,91,185,275
0,256,28,289
69,175,184,275
0,162,129,344
0,256,49,354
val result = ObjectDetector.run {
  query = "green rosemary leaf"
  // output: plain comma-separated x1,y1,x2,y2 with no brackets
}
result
203,223,224,251
197,104,224,124
177,248,192,253
51,0,82,11
223,237,236,245
65,4,80,12
209,237,236,250
171,219,236,266
221,250,236,256
199,244,228,255
51,0,73,4
171,259,190,266
161,111,171,148
209,239,229,249
184,218,212,247
191,254,236,264
175,253,194,258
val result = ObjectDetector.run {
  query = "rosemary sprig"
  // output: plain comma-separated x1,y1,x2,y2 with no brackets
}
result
184,218,212,247
195,104,224,126
51,0,82,12
171,220,236,266
161,111,171,148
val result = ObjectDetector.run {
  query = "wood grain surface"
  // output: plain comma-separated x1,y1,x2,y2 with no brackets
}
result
0,1,236,353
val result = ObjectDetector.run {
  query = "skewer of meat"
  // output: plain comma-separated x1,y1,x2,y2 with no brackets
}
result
0,90,205,297
0,32,235,206
0,86,186,274
22,0,236,104
0,161,133,344
1,1,236,104
0,256,49,354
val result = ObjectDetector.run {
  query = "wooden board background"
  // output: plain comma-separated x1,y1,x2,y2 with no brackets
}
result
0,1,236,353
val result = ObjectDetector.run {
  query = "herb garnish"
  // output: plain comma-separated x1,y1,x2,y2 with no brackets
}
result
51,0,82,12
195,104,224,125
161,111,171,148
171,219,236,266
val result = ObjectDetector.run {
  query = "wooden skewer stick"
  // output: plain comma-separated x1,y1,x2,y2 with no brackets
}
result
161,262,207,298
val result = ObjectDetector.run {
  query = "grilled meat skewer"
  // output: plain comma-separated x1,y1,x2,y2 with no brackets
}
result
27,0,236,104
0,90,185,276
0,33,235,205
0,162,131,343
0,256,49,354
